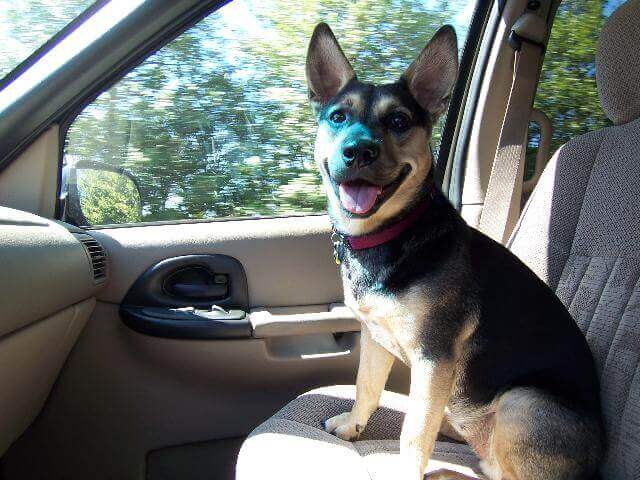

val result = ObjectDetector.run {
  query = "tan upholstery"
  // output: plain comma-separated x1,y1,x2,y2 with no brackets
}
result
91,214,342,307
237,3,640,478
0,298,94,455
236,386,481,479
0,206,100,336
0,126,59,218
509,118,640,479
596,0,640,125
0,206,99,455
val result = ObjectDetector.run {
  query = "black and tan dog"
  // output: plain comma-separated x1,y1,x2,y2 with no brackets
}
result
306,23,604,480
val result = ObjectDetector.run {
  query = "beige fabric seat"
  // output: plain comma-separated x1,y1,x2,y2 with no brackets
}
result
239,385,482,479
236,2,640,478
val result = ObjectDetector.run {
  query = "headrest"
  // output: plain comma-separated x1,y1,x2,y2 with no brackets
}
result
596,0,640,125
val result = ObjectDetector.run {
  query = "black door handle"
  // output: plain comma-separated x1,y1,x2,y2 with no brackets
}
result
164,267,229,300
170,282,228,299
120,255,250,339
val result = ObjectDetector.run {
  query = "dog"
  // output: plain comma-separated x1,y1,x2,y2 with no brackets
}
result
306,23,604,480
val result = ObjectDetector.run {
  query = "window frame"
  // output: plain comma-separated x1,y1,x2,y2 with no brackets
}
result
56,0,496,229
0,0,107,90
0,0,228,176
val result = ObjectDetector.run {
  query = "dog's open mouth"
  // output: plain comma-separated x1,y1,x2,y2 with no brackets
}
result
336,164,411,216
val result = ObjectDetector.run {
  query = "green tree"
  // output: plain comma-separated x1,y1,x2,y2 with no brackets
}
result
65,0,470,224
5,0,614,226
77,170,141,225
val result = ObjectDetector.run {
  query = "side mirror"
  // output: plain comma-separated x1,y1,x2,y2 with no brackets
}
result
62,160,143,226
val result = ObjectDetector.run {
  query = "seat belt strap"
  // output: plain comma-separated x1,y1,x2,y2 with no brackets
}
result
479,26,546,244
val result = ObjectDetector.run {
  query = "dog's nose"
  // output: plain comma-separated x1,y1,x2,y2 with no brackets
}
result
342,140,379,167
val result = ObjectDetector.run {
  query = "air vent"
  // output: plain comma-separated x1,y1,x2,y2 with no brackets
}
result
75,233,107,283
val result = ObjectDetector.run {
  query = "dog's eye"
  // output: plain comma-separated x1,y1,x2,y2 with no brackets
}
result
329,110,347,124
386,112,411,133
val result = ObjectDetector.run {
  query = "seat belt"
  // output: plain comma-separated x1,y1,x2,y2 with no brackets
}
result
479,13,547,244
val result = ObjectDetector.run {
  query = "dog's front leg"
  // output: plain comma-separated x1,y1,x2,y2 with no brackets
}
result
324,324,395,441
400,359,455,479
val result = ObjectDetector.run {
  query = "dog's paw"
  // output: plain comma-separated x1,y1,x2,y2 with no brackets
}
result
322,412,364,441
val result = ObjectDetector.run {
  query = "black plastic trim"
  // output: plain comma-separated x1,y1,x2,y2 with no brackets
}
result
121,306,251,339
122,254,248,310
120,254,250,339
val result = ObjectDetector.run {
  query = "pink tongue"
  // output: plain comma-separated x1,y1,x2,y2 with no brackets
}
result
339,182,382,214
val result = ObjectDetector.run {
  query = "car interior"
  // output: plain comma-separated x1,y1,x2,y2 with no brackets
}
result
0,0,638,479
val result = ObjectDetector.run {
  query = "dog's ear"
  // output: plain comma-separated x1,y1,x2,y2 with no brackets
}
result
403,25,458,119
306,23,355,114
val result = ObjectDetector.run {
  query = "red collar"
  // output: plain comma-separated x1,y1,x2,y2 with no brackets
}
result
347,199,431,249
332,187,436,259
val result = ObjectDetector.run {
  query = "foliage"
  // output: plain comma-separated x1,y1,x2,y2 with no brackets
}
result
76,169,141,225
0,0,618,226
63,0,473,224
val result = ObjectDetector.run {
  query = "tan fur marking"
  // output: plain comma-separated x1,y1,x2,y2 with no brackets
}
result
400,320,476,479
349,290,425,363
438,415,466,442
453,319,477,359
372,95,412,119
339,92,364,115
323,324,394,441
401,359,456,479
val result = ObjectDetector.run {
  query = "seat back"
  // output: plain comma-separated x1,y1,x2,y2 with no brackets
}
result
509,2,640,478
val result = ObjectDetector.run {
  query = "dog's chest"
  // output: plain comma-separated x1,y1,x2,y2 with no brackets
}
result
343,271,423,363
351,296,407,360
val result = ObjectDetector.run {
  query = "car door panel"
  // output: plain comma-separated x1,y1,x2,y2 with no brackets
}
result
3,217,410,480
91,215,342,308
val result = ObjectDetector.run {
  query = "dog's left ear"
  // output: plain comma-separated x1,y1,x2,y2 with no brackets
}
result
306,23,355,114
403,25,458,119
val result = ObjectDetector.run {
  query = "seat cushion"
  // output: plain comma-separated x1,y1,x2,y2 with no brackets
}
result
510,117,640,480
236,385,481,480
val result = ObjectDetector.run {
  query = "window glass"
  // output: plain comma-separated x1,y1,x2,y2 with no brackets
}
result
64,0,478,226
0,0,95,80
527,0,625,179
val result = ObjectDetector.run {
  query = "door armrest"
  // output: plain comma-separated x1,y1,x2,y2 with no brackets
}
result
250,303,360,338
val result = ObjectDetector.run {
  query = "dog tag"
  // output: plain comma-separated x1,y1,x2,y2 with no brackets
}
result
331,230,346,265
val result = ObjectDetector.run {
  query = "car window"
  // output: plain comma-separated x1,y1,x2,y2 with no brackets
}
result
0,0,95,81
63,0,479,227
525,0,623,180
